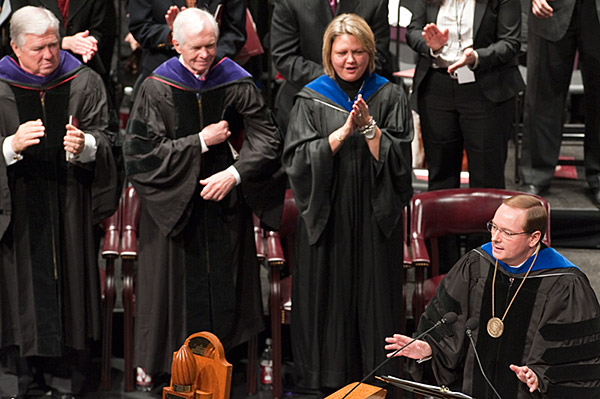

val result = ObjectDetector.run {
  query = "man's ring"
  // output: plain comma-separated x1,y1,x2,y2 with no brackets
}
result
358,112,362,118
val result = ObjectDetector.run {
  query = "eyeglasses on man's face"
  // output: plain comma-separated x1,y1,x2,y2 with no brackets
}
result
486,221,532,239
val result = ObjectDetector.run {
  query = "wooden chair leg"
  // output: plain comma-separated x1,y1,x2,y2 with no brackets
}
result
270,264,282,399
122,258,135,392
100,258,116,390
413,267,425,330
246,335,258,395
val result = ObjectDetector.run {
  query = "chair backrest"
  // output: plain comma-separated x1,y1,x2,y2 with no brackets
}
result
410,188,551,248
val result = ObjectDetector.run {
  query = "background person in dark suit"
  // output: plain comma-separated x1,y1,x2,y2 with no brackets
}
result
0,0,12,58
12,0,109,81
128,0,246,81
406,0,524,191
270,0,393,134
519,0,600,206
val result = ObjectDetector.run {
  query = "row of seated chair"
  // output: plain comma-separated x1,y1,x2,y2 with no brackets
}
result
99,186,550,398
99,186,263,394
260,187,551,399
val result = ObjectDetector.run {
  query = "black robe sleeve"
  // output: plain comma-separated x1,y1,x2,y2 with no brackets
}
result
282,91,334,244
223,79,285,230
124,78,203,237
370,83,413,236
69,68,121,223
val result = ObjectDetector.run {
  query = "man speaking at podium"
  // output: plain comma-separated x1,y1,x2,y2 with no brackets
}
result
386,195,600,398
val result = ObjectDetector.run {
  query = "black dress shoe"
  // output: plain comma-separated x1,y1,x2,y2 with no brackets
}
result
591,188,600,208
520,184,548,196
49,391,78,399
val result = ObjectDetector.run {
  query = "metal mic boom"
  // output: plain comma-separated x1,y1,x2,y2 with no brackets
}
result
466,318,502,399
341,312,458,399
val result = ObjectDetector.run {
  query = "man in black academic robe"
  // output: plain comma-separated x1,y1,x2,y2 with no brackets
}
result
385,195,600,398
0,6,119,398
123,8,283,379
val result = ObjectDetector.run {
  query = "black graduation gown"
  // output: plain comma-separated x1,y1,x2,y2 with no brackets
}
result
411,244,600,398
282,74,413,389
124,57,283,375
0,52,119,358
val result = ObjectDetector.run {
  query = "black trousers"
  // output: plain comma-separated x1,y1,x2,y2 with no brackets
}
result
521,0,600,189
418,68,514,191
0,347,88,397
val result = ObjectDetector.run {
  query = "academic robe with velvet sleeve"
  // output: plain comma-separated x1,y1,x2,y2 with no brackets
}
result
282,73,413,389
124,57,284,375
410,243,600,398
0,51,120,358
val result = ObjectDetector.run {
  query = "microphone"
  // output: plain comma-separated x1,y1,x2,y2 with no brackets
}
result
341,311,458,399
465,318,502,399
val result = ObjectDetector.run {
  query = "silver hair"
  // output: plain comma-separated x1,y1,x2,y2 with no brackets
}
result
172,8,219,46
10,6,60,48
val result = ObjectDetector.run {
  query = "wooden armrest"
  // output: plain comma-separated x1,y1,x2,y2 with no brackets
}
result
410,236,431,267
403,240,412,269
266,231,285,266
101,208,121,259
121,187,140,259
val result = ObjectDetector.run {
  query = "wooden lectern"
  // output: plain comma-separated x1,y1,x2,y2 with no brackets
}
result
163,332,232,399
325,383,387,399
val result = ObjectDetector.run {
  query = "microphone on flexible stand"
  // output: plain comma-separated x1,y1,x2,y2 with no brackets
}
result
465,318,502,399
341,311,459,399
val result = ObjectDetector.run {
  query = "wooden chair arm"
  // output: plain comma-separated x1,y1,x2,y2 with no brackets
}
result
121,187,140,259
410,236,431,267
266,230,285,266
101,208,121,259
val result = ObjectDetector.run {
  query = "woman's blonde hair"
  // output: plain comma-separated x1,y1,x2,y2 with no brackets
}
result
322,13,376,78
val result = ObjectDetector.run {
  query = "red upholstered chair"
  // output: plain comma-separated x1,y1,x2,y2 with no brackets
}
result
265,189,297,399
120,186,141,391
246,214,267,395
99,205,122,390
409,188,551,328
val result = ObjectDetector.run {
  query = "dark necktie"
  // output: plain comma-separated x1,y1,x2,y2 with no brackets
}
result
56,0,69,28
329,0,337,16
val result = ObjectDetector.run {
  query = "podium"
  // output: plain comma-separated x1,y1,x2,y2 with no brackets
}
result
325,383,387,399
376,376,473,399
162,332,232,399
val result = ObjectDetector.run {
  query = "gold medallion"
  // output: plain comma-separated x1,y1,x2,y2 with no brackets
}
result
487,317,504,338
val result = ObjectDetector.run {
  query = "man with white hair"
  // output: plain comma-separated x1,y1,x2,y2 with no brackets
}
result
123,7,283,388
0,6,119,399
